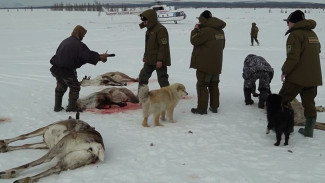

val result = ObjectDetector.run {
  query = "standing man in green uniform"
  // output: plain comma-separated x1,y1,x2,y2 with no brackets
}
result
280,10,322,137
250,22,259,46
138,9,171,91
190,10,226,114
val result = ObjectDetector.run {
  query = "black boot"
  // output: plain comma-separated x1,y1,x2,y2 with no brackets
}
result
209,107,218,113
66,98,83,112
258,90,268,109
244,88,254,105
191,108,207,115
54,96,64,112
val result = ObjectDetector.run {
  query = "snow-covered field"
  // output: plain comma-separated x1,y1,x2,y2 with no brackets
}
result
0,7,325,183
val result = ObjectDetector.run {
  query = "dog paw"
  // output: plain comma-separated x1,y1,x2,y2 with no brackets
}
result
160,117,166,121
169,119,176,123
284,142,288,146
142,123,150,127
274,142,280,146
154,123,163,127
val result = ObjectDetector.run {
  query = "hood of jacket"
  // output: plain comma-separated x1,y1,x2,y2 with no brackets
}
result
71,25,87,40
285,19,316,35
199,17,226,30
139,9,158,29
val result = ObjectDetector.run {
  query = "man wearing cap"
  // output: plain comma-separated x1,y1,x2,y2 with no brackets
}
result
250,22,259,46
137,9,171,91
50,25,110,112
190,10,226,114
279,10,322,137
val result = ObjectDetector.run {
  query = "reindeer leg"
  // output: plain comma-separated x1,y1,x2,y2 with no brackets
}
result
6,142,48,152
0,151,55,179
14,150,98,183
0,127,48,152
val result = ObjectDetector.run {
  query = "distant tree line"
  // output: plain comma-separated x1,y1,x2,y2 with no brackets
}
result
50,3,128,12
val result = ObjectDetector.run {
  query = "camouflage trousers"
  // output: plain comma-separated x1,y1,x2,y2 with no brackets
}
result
244,71,271,93
279,81,318,118
54,75,80,101
138,63,169,87
196,70,220,110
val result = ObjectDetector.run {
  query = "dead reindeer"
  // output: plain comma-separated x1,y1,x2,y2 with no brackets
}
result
0,113,105,183
77,87,139,110
290,98,325,131
80,71,138,86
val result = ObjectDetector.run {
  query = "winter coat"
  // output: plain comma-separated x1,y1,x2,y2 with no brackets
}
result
242,54,274,80
139,9,171,66
190,16,226,74
282,19,322,87
250,23,259,38
50,36,100,78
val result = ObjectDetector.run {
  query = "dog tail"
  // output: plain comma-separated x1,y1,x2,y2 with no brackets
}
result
138,85,149,104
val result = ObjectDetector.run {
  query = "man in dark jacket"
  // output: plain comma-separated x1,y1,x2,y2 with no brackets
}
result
50,25,109,112
250,22,259,46
242,54,274,108
280,10,322,137
138,9,171,90
190,10,226,114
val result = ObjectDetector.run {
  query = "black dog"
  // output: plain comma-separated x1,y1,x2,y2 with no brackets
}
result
266,94,294,146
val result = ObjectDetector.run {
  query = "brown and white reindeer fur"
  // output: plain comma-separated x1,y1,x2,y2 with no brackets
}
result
290,98,325,131
0,114,105,183
80,71,138,86
77,87,139,110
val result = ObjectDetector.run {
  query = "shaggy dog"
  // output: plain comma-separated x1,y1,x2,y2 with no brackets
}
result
0,114,105,183
266,94,294,146
77,87,139,110
138,83,188,127
80,71,138,86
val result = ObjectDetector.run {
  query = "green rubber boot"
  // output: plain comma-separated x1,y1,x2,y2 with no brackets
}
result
299,117,316,137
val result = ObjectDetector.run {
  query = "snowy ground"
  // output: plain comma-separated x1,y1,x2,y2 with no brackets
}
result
0,7,325,183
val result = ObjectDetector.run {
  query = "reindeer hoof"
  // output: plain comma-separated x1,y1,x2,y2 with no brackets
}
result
14,177,32,183
0,140,8,153
0,170,17,179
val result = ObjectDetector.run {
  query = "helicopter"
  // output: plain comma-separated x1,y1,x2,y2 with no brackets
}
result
150,2,186,24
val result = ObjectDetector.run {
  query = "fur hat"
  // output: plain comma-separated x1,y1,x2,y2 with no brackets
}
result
284,10,305,23
200,10,212,19
71,25,87,40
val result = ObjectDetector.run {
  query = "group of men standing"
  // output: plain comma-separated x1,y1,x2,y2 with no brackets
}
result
49,9,322,138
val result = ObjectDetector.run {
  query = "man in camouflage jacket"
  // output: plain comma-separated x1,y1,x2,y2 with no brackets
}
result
242,54,274,108
280,10,322,137
138,9,171,90
190,10,226,114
